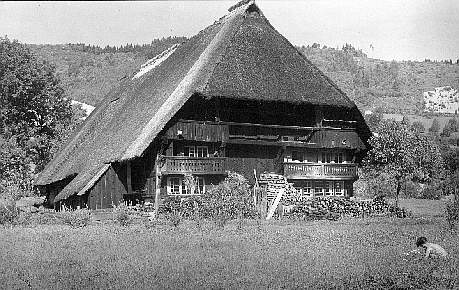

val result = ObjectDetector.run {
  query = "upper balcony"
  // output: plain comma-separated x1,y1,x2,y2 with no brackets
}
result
160,156,227,175
283,162,358,180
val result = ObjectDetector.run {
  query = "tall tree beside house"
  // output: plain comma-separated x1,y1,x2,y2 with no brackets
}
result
364,120,443,206
0,37,74,198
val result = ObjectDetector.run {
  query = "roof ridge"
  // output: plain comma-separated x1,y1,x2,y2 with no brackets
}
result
202,5,255,94
119,5,247,161
254,10,354,107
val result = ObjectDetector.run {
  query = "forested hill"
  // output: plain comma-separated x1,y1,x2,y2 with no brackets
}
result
28,40,459,114
27,37,186,106
300,44,459,114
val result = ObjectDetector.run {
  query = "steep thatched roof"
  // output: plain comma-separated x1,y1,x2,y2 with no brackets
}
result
35,1,368,202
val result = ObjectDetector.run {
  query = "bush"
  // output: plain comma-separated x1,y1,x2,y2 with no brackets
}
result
0,198,18,225
284,196,410,220
400,181,422,198
418,181,443,199
161,195,201,219
160,172,257,227
113,204,132,226
59,209,91,228
446,195,459,231
200,172,257,226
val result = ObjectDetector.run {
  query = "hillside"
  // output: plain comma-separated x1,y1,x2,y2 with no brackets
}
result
298,44,459,114
28,37,186,106
28,41,459,113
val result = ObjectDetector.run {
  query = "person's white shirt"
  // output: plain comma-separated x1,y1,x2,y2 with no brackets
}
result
422,242,447,258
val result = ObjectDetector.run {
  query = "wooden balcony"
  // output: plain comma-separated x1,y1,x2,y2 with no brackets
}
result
160,156,227,175
283,162,358,180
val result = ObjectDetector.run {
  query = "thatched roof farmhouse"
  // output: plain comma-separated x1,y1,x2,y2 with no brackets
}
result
36,0,370,210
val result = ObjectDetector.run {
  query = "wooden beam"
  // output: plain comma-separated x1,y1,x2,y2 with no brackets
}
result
154,154,161,218
127,161,132,194
178,119,355,132
266,188,284,220
315,107,324,128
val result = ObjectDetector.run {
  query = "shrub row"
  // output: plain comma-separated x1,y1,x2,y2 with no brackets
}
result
0,199,91,228
160,172,257,226
283,196,411,221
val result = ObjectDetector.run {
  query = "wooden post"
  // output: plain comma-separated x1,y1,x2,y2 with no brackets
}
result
127,160,132,194
260,186,267,218
315,106,323,128
154,154,161,218
253,169,258,207
266,188,284,220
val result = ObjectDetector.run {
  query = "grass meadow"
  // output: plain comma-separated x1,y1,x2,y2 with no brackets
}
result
1,199,458,289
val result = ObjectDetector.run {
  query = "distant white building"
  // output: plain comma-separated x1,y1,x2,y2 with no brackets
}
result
423,86,458,114
71,100,95,120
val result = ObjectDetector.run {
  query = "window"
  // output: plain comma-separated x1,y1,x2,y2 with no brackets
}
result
184,146,196,157
321,153,332,163
314,181,324,196
334,181,344,196
197,177,205,194
304,152,316,163
184,145,208,157
334,153,343,163
196,146,208,158
292,150,303,162
321,152,344,163
168,177,181,194
303,181,312,196
325,181,333,196
167,176,205,195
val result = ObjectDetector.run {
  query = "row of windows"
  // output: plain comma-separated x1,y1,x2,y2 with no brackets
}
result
298,181,345,196
289,151,347,163
167,176,205,195
167,177,345,197
183,146,209,158
177,145,351,165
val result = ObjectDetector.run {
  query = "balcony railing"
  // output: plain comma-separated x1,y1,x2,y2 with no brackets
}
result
283,162,358,179
160,156,227,175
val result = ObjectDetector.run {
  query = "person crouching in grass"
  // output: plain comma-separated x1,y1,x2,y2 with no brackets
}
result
416,237,447,258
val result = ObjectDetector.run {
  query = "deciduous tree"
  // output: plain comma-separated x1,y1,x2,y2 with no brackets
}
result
0,37,74,197
364,120,443,206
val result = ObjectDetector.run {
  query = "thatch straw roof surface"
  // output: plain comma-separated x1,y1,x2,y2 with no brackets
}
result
35,1,368,202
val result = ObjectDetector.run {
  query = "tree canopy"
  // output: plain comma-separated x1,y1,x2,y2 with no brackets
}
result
0,37,74,197
364,119,443,203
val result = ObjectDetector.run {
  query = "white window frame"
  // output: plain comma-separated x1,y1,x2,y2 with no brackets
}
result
168,177,181,195
184,146,196,157
184,145,209,158
303,181,312,196
335,153,343,164
196,177,205,194
325,181,334,196
167,176,205,195
334,181,344,196
314,181,325,196
196,146,208,158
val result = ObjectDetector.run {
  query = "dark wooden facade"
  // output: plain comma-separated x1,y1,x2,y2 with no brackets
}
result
50,95,367,209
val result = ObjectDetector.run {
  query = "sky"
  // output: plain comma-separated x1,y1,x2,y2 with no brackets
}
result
0,0,458,61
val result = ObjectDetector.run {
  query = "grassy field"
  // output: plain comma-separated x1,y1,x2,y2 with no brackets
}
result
1,200,458,289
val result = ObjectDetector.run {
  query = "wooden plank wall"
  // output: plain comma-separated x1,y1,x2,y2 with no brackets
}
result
310,130,363,149
226,144,279,183
87,165,126,209
165,121,228,142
